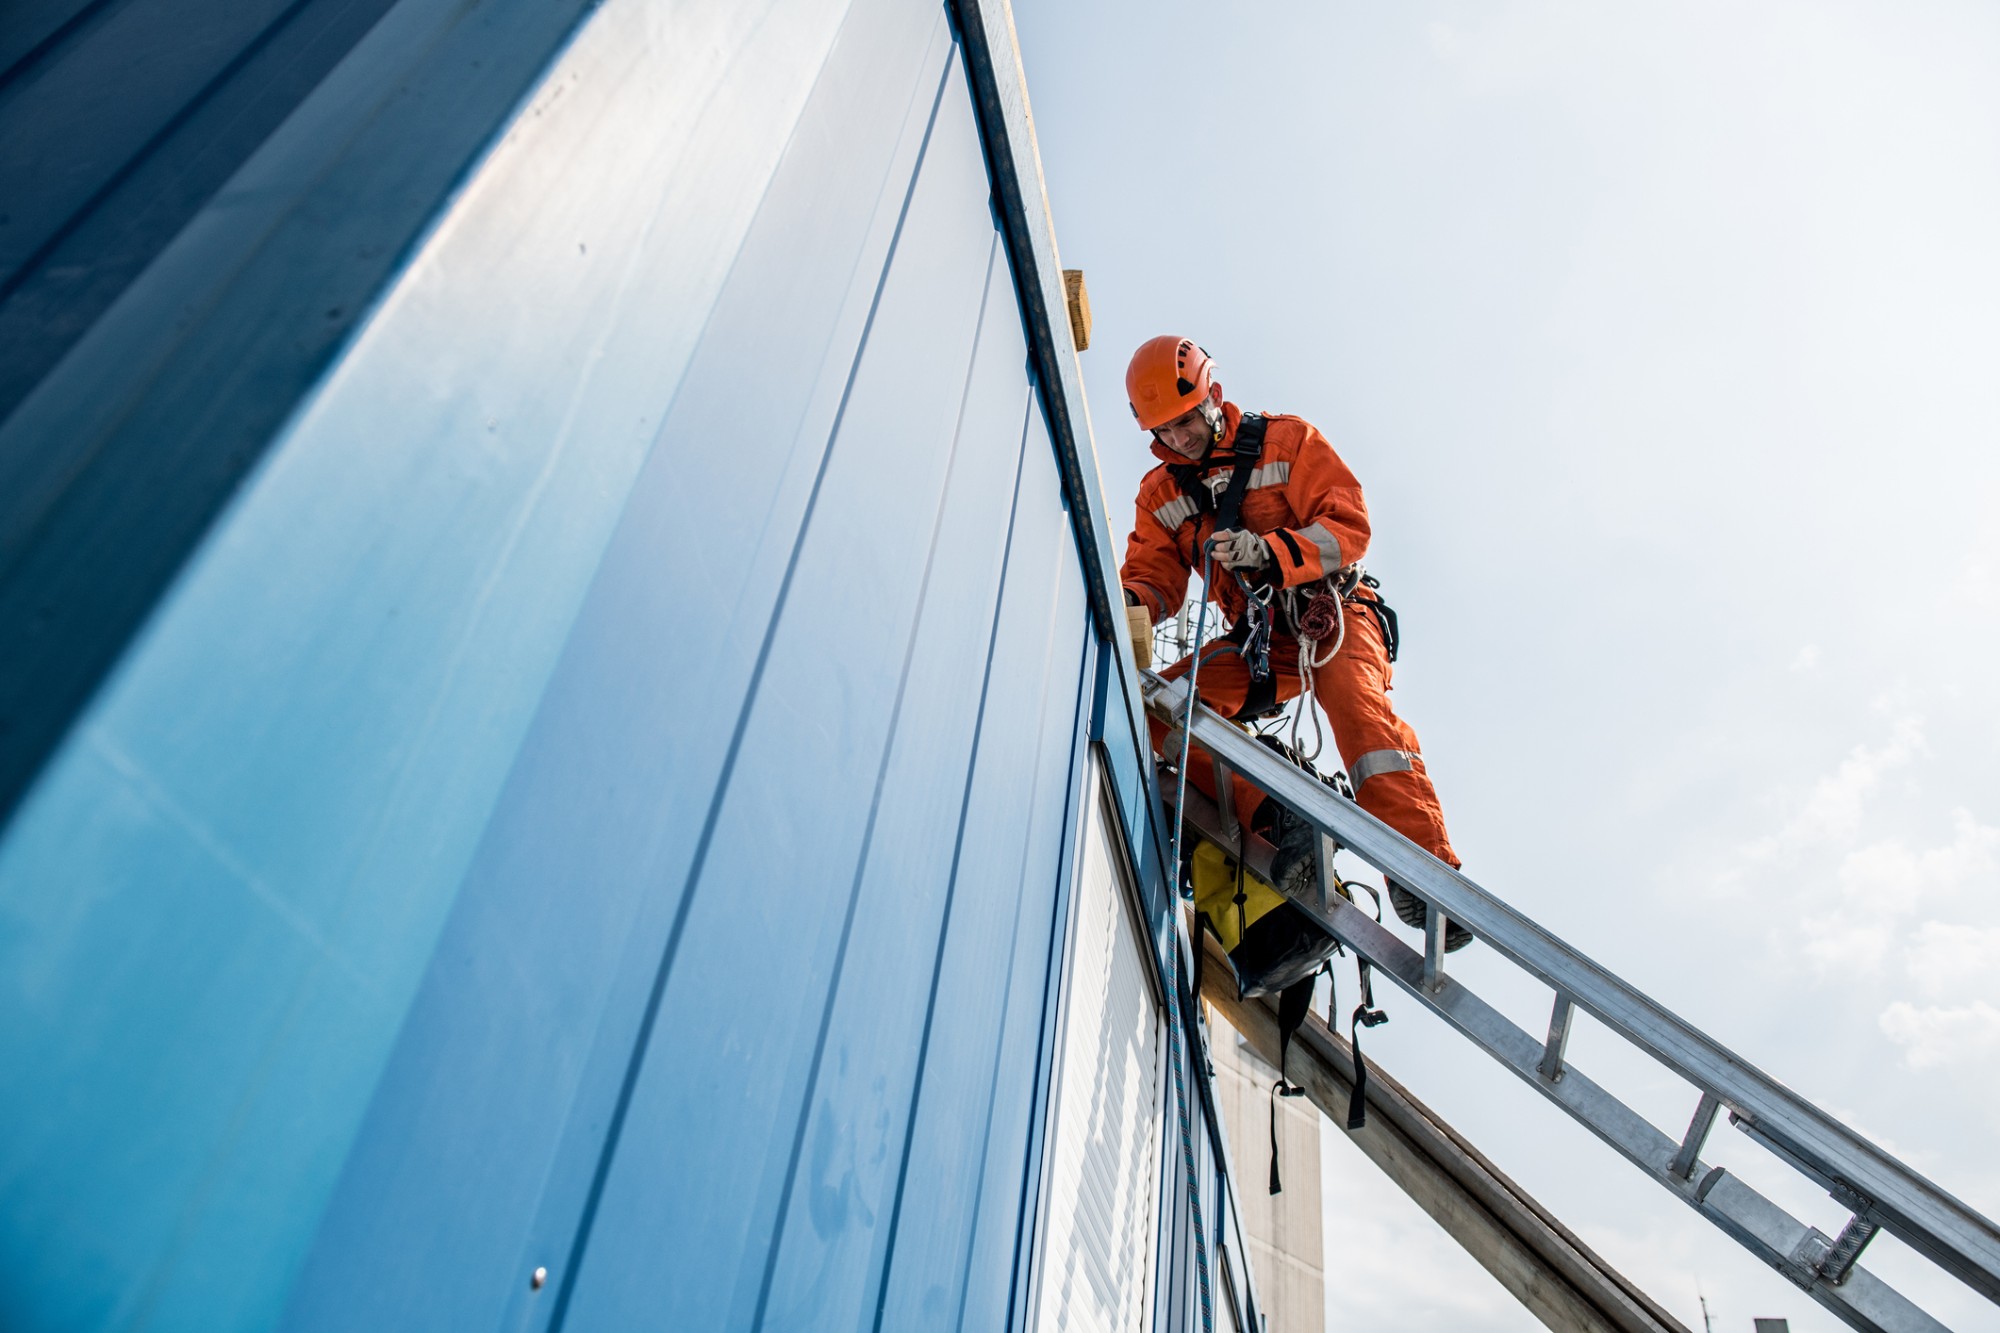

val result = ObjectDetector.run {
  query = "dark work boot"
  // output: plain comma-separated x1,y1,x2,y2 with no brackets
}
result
1387,878,1474,952
1263,804,1319,902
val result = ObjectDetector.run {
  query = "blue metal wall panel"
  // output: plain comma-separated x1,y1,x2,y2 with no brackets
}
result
0,0,404,418
0,0,1189,1328
750,254,1033,1327
0,0,626,818
286,2,961,1327
0,0,948,1327
0,0,97,75
546,55,1011,1330
873,403,1092,1330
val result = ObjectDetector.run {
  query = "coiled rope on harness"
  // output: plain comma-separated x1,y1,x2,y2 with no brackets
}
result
1281,567,1355,762
1278,566,1401,764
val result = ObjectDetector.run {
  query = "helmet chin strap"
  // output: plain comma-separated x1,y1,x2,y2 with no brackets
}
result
1199,399,1224,443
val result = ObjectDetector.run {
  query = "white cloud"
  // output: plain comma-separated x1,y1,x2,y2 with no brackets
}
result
1880,1001,2000,1070
1744,713,1925,864
1788,644,1820,672
1699,705,2000,1031
1800,807,2000,977
1904,919,2000,1001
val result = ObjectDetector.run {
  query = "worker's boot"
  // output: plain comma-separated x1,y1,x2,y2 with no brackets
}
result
1263,803,1319,901
1387,878,1474,953
1228,803,1338,998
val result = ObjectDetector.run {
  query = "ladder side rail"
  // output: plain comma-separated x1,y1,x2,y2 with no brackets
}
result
1206,947,1692,1333
1179,775,1939,1333
1142,672,2000,1308
1318,890,1945,1333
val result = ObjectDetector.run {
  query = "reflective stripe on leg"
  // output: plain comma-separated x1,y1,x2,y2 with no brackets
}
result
1349,748,1416,787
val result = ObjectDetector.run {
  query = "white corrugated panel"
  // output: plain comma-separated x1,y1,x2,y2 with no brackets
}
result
1031,774,1166,1332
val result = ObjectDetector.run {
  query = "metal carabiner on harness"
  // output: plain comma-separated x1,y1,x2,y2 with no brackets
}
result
1231,570,1275,683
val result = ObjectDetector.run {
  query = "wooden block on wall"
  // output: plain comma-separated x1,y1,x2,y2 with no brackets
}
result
1062,268,1090,351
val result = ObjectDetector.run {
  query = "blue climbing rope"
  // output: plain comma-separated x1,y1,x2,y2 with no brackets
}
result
1167,546,1216,891
1166,544,1218,1332
1167,937,1215,1333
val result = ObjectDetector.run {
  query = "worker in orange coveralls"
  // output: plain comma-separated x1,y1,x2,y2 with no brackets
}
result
1119,335,1470,951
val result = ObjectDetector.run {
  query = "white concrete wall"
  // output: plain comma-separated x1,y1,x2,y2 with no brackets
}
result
1207,1005,1327,1333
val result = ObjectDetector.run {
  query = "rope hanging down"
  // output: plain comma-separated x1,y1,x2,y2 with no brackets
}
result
1167,935,1215,1333
1167,545,1218,900
1165,541,1221,1333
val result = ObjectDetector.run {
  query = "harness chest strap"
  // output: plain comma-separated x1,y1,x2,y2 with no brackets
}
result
1166,411,1269,536
1167,415,1278,684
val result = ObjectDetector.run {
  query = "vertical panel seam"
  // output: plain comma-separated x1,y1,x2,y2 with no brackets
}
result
333,0,840,925
936,398,1053,1333
0,0,119,92
0,0,321,305
940,512,1091,1332
864,369,1030,1333
540,49,957,1331
748,227,1001,1332
998,581,1096,1333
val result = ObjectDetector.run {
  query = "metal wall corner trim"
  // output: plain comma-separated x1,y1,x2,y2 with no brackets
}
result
946,0,1176,900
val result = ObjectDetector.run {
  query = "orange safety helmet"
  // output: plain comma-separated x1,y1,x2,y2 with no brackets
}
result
1126,335,1215,431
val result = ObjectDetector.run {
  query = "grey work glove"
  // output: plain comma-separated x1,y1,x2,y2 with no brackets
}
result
1211,528,1272,572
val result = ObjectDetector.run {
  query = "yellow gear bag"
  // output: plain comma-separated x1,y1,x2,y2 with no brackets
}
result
1189,839,1290,952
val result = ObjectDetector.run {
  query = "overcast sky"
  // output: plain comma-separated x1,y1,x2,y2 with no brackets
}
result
1012,3,2000,1329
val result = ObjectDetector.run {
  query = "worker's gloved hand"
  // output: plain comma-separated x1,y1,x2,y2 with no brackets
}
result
1124,597,1153,671
1211,528,1272,572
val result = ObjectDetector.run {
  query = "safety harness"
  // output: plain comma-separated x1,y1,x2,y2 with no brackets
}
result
1164,413,1404,734
1167,414,1275,683
1162,418,1406,1203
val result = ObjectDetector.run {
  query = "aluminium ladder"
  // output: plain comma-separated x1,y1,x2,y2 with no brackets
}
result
1143,670,2000,1333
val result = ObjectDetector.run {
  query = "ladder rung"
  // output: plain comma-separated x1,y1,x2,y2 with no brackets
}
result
1822,1215,1882,1287
1422,910,1447,991
1317,895,1947,1333
1670,1093,1721,1181
1314,832,1340,917
1210,756,1239,847
1538,993,1574,1083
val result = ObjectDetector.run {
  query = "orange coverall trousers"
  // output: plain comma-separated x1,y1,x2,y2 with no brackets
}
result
1150,599,1460,869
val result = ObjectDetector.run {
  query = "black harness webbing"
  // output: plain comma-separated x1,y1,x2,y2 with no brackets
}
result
1354,579,1401,664
1169,414,1275,682
1166,412,1268,533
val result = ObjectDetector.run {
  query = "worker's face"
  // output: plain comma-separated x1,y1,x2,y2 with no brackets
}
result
1151,387,1222,460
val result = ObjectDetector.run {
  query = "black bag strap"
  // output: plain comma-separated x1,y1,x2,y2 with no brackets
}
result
1267,970,1316,1195
1345,961,1390,1131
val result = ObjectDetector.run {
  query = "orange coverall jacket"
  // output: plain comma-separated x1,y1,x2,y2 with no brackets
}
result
1120,401,1368,625
1118,401,1460,868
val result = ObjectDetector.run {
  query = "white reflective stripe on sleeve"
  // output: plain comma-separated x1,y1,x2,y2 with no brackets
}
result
1299,521,1342,570
1247,461,1291,489
1349,748,1416,787
1152,496,1197,531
